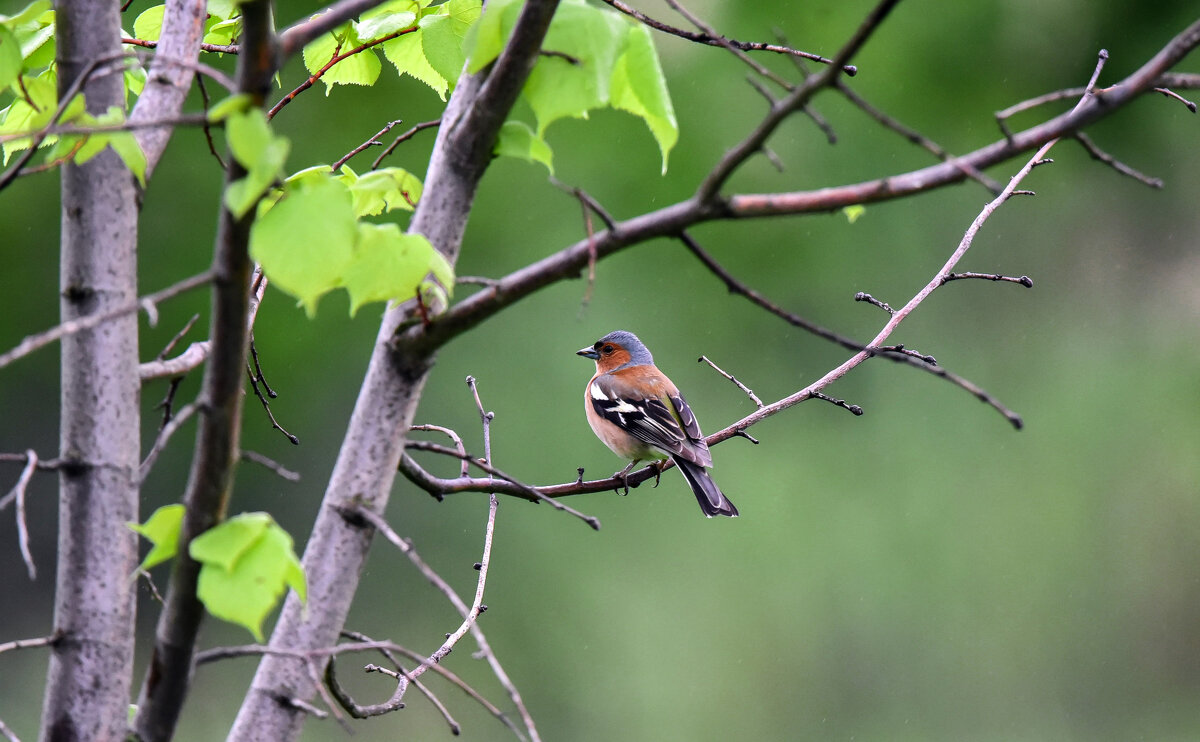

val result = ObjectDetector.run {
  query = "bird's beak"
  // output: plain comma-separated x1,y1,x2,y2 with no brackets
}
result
576,345,599,360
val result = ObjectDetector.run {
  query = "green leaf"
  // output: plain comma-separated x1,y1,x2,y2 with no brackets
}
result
0,26,21,93
302,23,381,93
206,92,255,123
464,0,521,73
842,204,866,224
0,72,62,163
68,106,148,185
0,1,52,28
340,224,452,316
190,513,306,641
523,0,625,135
419,0,481,84
110,130,147,186
382,30,446,100
225,108,271,167
355,0,418,40
338,164,423,215
18,23,55,69
204,17,240,47
223,109,290,217
249,176,358,316
495,119,553,173
609,23,677,174
124,65,146,99
128,504,185,572
206,0,237,21
133,5,164,41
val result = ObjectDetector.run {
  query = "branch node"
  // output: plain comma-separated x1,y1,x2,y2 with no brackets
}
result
854,291,894,315
810,390,864,416
732,429,760,444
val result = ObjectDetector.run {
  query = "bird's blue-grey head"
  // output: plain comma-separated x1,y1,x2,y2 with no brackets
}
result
576,330,654,367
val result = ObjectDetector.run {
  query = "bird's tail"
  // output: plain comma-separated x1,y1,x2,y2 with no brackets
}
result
672,456,738,518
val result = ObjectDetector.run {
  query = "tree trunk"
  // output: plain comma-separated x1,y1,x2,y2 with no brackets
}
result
40,1,140,739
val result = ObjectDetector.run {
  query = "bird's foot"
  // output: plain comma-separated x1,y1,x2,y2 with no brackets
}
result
612,460,638,495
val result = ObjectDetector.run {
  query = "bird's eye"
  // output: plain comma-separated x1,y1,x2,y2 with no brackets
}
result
602,344,614,354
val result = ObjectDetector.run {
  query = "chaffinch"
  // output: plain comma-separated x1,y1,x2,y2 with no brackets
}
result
577,330,738,518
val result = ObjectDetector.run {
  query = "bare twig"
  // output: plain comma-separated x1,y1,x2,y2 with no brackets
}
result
138,402,199,483
140,268,266,382
665,0,794,90
834,79,1003,193
695,0,899,202
332,119,404,171
410,424,469,477
155,314,201,362
854,291,894,315
942,272,1033,287
196,75,228,169
370,119,441,170
1153,85,1197,112
269,29,416,120
353,505,538,741
698,355,763,408
280,694,328,720
0,271,213,372
0,633,59,655
1074,131,1163,188
122,37,239,55
9,450,38,579
140,341,210,382
277,0,395,59
407,441,600,530
242,450,301,481
247,343,299,445
600,0,856,75
810,390,863,416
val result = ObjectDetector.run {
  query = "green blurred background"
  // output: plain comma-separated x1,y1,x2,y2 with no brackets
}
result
2,0,1199,739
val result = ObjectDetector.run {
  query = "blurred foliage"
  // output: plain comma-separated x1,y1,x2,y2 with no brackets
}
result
1,0,1199,740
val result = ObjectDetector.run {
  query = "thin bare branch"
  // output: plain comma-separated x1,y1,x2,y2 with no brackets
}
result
0,271,213,372
332,119,404,171
0,633,60,655
122,37,239,56
941,272,1033,287
696,0,900,201
407,440,601,529
410,424,470,476
698,355,764,408
277,0,393,59
139,402,199,484
600,0,856,75
665,0,794,90
371,119,440,170
270,28,417,120
241,449,301,481
1153,85,1197,112
9,450,38,579
834,79,1003,193
1074,131,1163,188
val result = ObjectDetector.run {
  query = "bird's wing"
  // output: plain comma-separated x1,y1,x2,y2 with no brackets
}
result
590,372,713,466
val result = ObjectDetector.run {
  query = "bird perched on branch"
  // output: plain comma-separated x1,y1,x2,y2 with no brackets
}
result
577,330,738,518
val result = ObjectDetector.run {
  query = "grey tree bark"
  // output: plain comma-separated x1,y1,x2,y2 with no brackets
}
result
40,1,140,740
